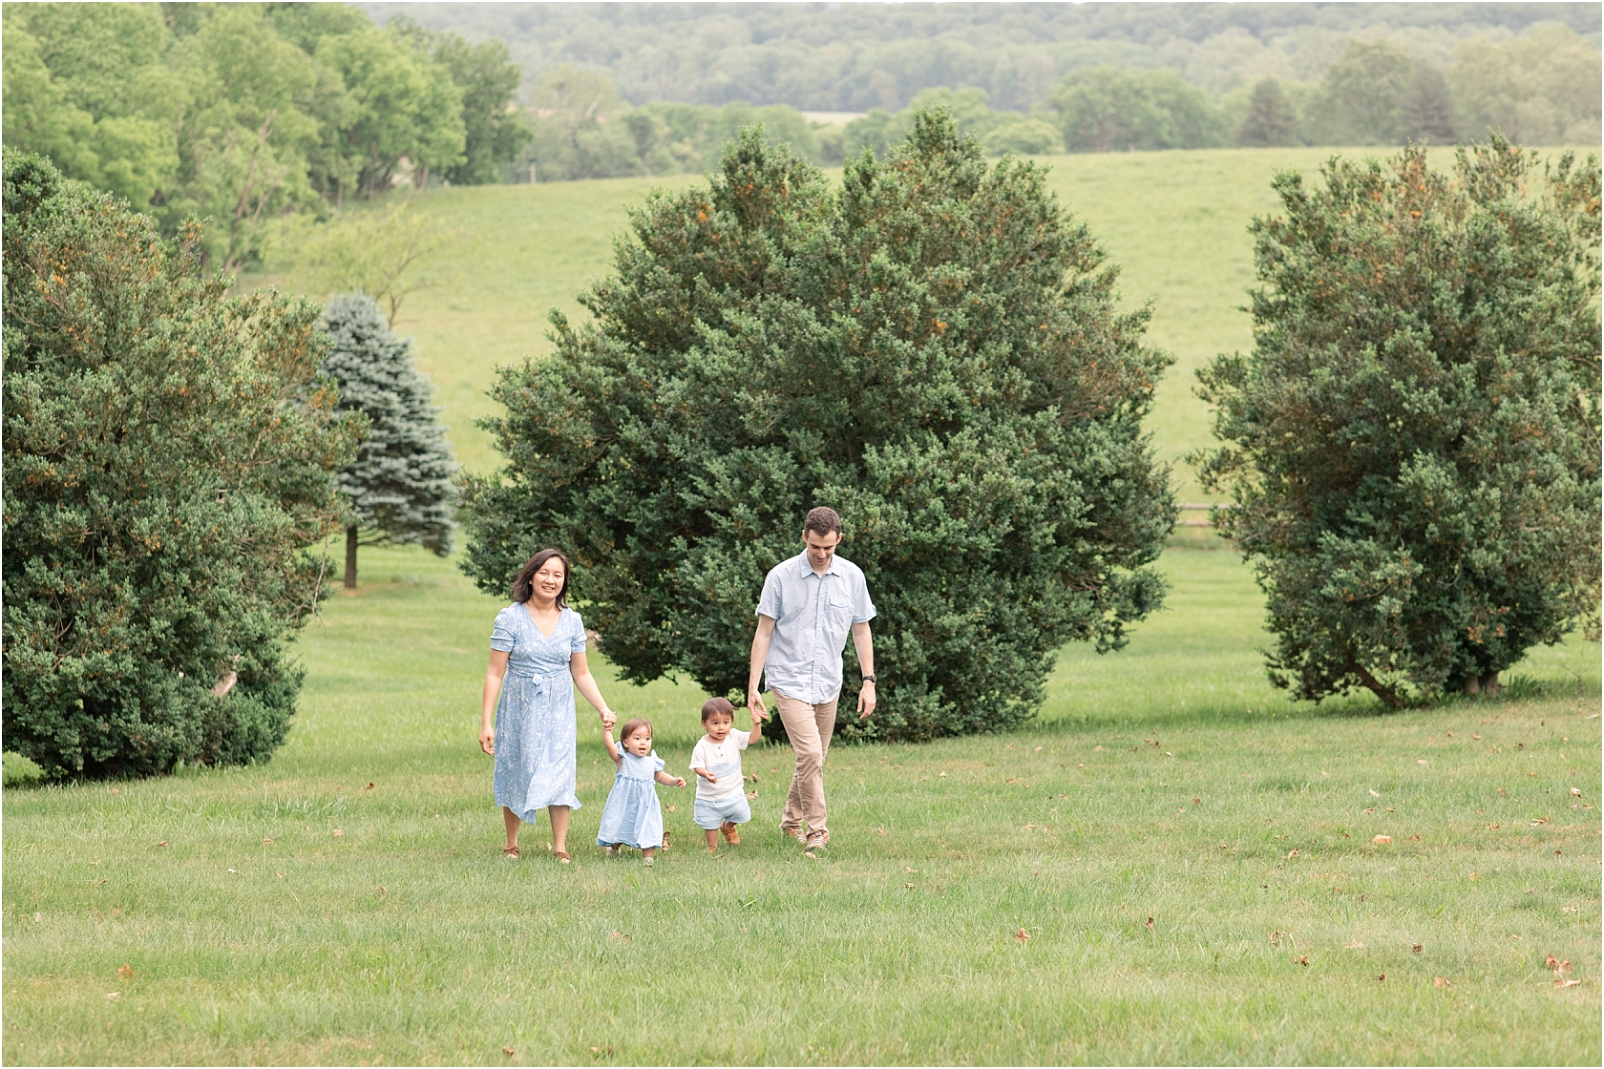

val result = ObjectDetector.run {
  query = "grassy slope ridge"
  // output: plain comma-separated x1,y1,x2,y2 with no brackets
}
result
245,145,1426,497
2,546,1597,1064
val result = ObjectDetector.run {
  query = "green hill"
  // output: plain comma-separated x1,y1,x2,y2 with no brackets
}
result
245,145,1464,499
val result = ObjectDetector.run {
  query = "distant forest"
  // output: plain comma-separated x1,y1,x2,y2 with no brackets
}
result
361,2,1600,111
362,1,1601,183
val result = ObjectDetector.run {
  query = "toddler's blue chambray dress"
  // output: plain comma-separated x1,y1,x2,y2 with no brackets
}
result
491,603,585,824
596,750,665,850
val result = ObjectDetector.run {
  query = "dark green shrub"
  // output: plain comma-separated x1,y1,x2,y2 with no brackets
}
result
460,113,1174,741
1,153,361,778
1194,140,1601,707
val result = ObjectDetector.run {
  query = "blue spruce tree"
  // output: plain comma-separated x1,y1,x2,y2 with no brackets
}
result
321,293,458,588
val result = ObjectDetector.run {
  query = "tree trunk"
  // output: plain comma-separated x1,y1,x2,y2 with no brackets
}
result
344,525,358,590
1464,673,1481,696
1352,660,1402,708
1481,672,1500,698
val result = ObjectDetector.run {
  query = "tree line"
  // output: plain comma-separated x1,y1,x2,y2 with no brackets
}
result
2,3,531,271
514,27,1597,183
373,1,1599,114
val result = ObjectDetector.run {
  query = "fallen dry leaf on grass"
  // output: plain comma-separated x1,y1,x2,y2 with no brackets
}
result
746,791,758,800
1571,787,1582,797
1144,917,1155,931
876,826,886,836
104,992,119,1001
1296,955,1310,967
1285,848,1299,860
502,1047,514,1056
1377,974,1386,981
1546,956,1571,974
365,782,375,790
157,841,169,848
1093,745,1103,752
1034,746,1043,752
1373,835,1392,845
1469,872,1478,880
667,804,676,812
1015,928,1030,943
1417,760,1427,766
378,885,387,898
1434,976,1451,988
1412,944,1423,953
1369,789,1380,797
1268,931,1281,947
331,829,345,837
116,964,134,981
608,930,628,943
1555,978,1582,988
1344,940,1365,949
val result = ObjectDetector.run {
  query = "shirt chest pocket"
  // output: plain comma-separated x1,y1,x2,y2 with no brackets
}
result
824,592,853,635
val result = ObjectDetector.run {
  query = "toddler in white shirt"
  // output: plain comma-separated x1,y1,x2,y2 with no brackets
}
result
690,697,762,853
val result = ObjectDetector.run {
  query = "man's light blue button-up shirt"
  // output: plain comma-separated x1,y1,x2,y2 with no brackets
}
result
756,551,876,705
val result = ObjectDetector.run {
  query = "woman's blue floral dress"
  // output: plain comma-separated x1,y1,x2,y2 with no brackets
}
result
596,750,666,850
491,603,585,824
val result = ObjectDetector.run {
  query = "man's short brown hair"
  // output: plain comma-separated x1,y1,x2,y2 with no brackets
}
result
803,506,842,538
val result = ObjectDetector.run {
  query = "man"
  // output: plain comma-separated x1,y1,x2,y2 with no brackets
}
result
748,506,877,851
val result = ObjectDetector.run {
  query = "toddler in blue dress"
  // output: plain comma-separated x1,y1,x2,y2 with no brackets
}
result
597,718,685,866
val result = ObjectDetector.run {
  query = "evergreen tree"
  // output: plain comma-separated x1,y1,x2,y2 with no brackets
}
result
2,153,361,778
1194,141,1601,707
1234,79,1299,147
460,114,1175,742
320,293,458,587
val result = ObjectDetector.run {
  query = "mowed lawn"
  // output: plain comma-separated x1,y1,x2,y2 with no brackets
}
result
3,545,1598,1065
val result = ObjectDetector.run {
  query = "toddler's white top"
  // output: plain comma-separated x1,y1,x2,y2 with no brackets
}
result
691,732,750,803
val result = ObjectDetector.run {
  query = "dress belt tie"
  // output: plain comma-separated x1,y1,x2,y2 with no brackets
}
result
506,667,564,692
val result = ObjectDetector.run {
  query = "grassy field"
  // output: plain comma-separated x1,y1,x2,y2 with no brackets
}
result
240,145,1479,496
3,544,1598,1065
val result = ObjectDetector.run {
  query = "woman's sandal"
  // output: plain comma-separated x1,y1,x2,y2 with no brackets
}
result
501,845,520,860
553,849,572,864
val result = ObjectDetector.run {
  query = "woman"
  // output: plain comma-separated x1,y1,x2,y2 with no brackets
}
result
480,548,618,863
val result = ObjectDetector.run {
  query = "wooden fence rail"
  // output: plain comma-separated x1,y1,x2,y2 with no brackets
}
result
1176,503,1232,528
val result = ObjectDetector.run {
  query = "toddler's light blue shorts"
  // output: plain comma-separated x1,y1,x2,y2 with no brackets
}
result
693,793,751,830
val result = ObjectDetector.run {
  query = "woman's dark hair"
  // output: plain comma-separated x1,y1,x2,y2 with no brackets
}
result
511,548,571,606
700,697,736,723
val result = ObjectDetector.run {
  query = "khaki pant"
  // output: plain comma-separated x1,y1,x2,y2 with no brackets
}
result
773,688,839,836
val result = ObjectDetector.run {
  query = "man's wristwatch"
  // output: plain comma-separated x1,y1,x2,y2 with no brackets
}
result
861,673,877,683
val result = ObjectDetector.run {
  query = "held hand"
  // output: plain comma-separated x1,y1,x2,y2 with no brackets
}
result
600,710,617,731
480,726,495,755
748,690,768,721
858,681,877,721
